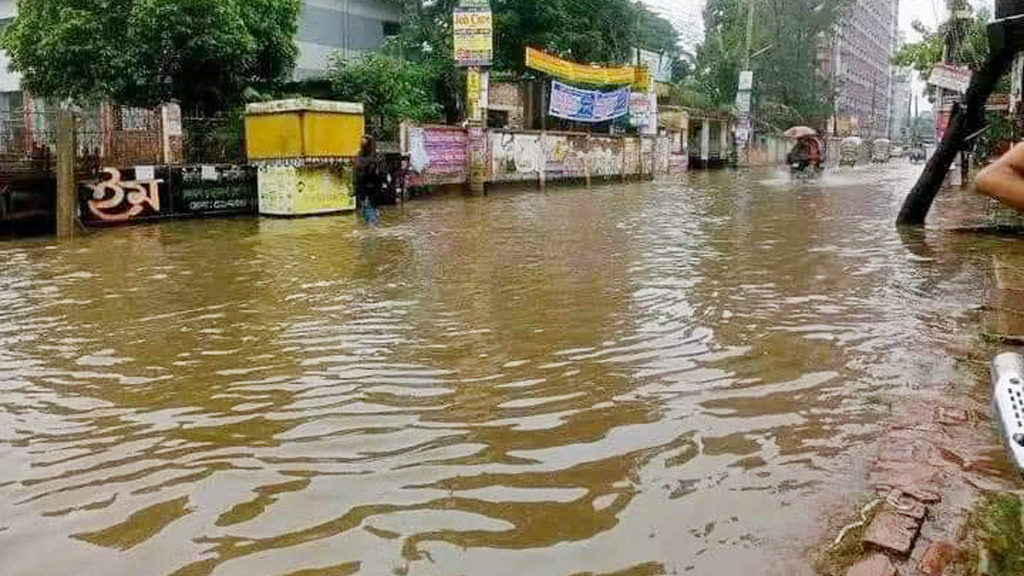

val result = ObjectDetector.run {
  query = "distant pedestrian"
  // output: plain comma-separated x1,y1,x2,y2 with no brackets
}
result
354,136,382,225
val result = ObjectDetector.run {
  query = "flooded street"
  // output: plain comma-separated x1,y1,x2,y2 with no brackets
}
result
1,164,1020,576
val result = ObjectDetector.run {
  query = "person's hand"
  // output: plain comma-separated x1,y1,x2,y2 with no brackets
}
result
977,143,1024,210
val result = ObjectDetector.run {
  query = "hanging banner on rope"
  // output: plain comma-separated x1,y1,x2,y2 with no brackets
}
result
549,81,630,123
526,47,648,87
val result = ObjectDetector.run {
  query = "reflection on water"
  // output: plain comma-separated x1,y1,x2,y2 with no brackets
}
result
0,164,1019,576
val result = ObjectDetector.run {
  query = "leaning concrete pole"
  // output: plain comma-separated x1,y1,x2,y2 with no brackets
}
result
897,0,1016,226
55,108,77,239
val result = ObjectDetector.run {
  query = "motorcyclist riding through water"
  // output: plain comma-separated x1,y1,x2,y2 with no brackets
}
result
787,136,822,173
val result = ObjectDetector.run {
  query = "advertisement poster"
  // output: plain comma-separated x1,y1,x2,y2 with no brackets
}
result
549,81,630,123
453,10,493,67
409,127,467,175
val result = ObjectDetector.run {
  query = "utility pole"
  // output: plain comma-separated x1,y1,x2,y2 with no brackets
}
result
744,0,755,68
941,0,973,185
55,109,76,239
870,73,878,138
453,0,492,194
735,0,756,165
636,2,643,67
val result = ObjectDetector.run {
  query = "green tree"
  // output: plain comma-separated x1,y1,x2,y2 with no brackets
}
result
388,0,679,122
2,0,301,113
686,0,850,126
327,52,443,138
893,10,992,101
689,0,744,105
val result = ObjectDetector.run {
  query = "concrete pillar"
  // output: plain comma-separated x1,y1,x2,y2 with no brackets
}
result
584,135,592,188
99,103,115,165
159,102,183,165
467,126,486,194
55,109,76,239
21,90,34,156
700,120,710,163
720,121,729,160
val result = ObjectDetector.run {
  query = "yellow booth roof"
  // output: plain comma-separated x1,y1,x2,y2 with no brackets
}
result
245,98,365,161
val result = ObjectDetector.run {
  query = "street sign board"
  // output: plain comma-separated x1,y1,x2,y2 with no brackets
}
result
454,10,493,67
928,63,972,94
735,91,751,113
738,71,754,91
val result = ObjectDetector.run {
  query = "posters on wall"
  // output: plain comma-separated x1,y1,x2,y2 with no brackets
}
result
257,165,354,216
548,81,630,123
409,127,467,174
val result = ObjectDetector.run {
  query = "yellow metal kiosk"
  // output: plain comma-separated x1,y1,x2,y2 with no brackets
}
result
245,99,365,216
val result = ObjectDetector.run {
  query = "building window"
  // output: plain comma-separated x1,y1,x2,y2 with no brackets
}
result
383,21,401,37
487,109,509,129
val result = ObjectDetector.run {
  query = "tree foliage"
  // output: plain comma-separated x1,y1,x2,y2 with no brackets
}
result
892,10,992,100
382,0,680,124
2,0,301,113
327,52,443,138
684,0,851,126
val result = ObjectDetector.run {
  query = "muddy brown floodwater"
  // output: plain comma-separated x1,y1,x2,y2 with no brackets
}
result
1,164,1022,576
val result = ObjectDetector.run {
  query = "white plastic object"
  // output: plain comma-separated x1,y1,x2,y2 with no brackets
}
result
991,352,1024,472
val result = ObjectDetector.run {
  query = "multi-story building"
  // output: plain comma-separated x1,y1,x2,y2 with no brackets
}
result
819,0,900,138
293,0,402,79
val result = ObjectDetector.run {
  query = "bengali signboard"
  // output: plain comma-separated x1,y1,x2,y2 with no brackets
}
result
78,165,258,226
453,9,492,67
549,81,630,123
176,165,257,215
80,167,166,224
928,63,972,94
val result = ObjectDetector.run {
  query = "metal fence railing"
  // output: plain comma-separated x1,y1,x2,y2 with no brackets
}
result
0,106,248,176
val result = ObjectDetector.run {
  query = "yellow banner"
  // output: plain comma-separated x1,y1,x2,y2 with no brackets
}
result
526,47,649,88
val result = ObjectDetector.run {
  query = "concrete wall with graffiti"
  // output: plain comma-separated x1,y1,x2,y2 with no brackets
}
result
488,130,668,183
402,124,676,186
79,164,256,226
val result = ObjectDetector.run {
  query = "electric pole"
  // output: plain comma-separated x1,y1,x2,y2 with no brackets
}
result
735,0,756,165
943,0,972,185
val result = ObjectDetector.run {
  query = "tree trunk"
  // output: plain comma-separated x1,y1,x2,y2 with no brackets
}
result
896,48,1012,226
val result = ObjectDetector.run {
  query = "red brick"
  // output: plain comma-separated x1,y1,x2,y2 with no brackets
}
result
918,540,957,576
936,407,969,426
863,510,922,554
845,553,897,576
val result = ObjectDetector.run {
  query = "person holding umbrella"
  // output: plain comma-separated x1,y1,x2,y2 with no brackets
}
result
784,126,822,174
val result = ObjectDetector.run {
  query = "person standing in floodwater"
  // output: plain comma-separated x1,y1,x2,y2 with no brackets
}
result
354,136,382,225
